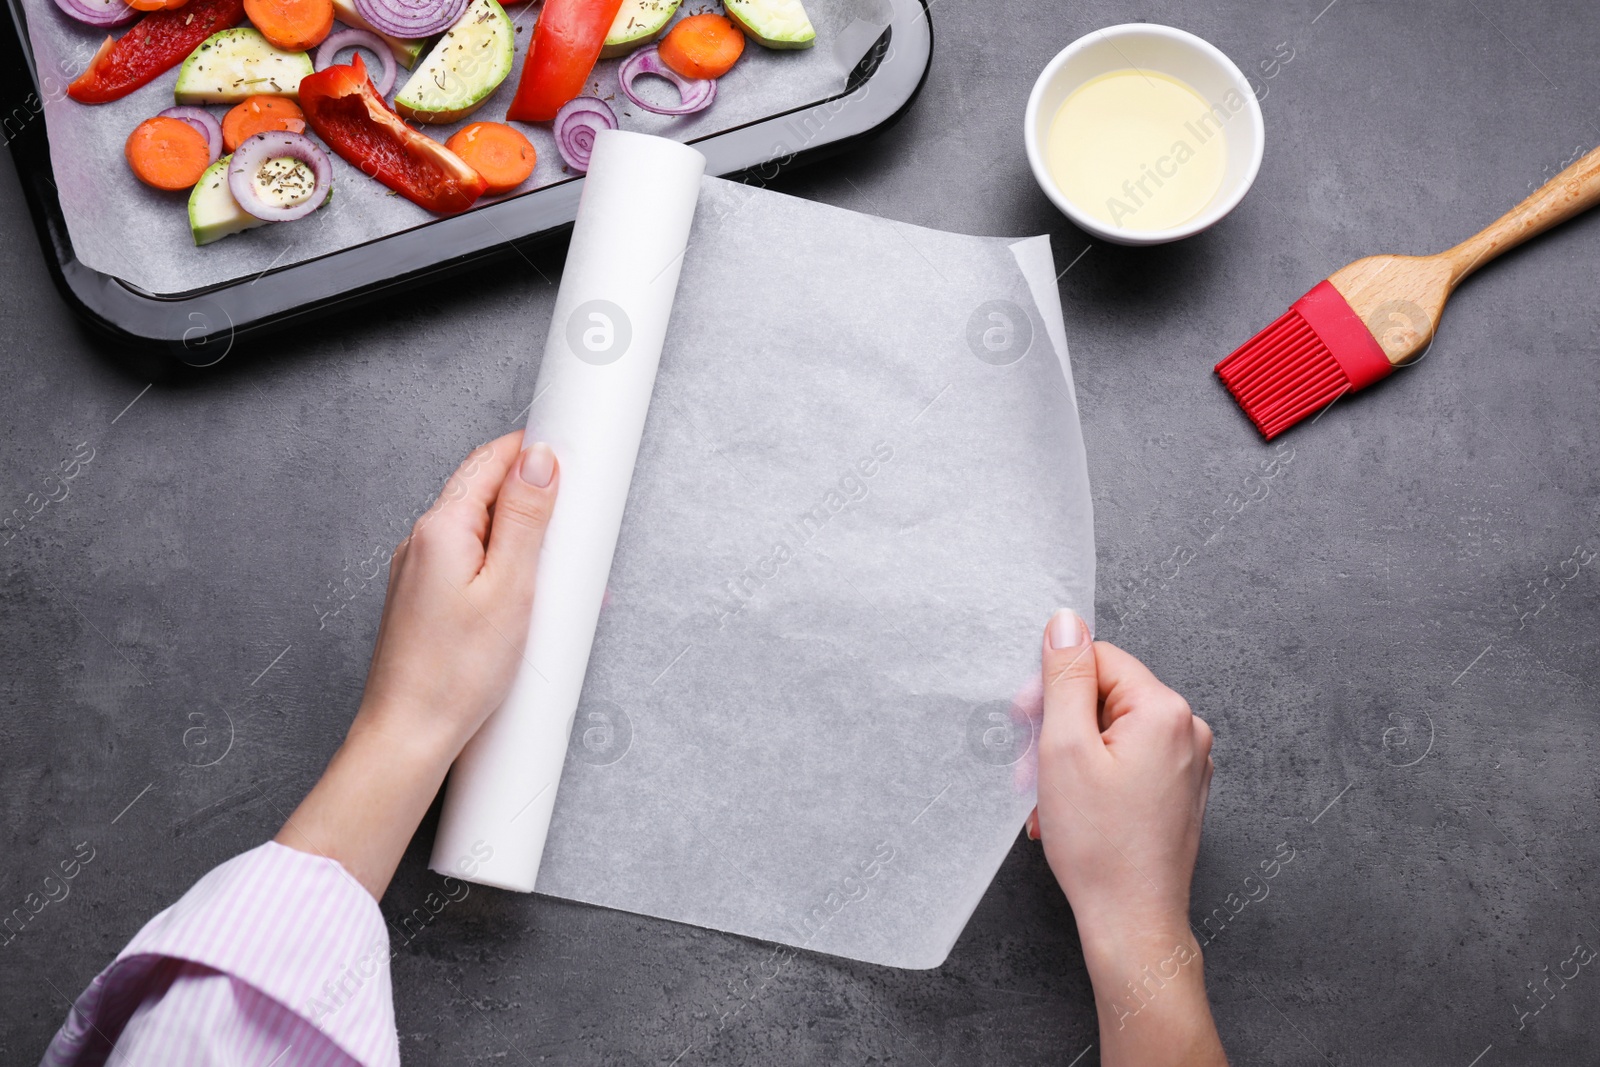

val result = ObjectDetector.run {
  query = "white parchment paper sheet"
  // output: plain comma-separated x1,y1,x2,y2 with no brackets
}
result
432,131,707,893
20,0,877,293
530,176,1095,969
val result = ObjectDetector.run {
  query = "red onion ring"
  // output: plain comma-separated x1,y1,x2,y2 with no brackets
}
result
617,45,715,117
227,131,332,222
50,0,136,28
353,0,465,41
315,28,397,96
158,106,223,165
553,96,616,173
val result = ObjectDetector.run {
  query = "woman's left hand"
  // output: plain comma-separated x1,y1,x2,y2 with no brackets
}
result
276,431,559,898
359,430,559,758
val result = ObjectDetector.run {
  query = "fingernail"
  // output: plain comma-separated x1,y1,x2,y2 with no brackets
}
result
1026,814,1040,841
520,443,555,487
1049,608,1085,650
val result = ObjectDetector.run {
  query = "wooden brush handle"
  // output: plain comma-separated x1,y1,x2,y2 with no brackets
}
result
1442,143,1600,285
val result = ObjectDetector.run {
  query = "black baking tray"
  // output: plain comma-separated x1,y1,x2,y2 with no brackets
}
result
0,0,931,362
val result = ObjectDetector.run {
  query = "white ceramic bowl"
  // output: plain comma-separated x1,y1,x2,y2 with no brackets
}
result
1023,24,1265,246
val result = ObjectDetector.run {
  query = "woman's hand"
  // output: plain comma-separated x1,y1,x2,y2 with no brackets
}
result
359,432,558,757
1033,609,1226,1067
276,432,559,899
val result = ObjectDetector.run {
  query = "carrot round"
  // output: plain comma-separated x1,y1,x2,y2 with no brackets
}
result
242,0,333,51
222,95,306,152
445,122,536,195
658,13,744,81
125,116,211,190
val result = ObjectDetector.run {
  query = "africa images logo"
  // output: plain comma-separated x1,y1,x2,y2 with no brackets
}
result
965,299,1033,366
567,699,634,767
567,299,633,366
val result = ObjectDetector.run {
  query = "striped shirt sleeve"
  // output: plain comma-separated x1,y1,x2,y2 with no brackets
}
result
40,841,400,1067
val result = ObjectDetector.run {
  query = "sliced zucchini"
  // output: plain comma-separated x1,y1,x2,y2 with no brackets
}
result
724,0,815,49
188,154,332,246
393,0,514,124
173,28,313,104
601,0,681,58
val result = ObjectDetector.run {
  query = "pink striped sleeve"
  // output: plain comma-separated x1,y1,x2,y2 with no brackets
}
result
40,842,400,1067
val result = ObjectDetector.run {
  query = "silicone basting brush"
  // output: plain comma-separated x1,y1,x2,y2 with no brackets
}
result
1216,144,1600,439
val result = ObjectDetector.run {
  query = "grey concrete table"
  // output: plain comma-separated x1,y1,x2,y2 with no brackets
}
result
4,0,1598,1063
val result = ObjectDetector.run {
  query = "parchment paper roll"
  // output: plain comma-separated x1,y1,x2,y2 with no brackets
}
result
430,131,706,891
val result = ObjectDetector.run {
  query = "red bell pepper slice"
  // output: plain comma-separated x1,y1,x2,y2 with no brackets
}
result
505,0,626,123
298,56,487,215
66,0,246,104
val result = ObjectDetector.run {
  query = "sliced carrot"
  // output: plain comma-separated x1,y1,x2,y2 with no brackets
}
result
242,0,333,51
658,13,744,81
445,122,536,195
125,116,211,190
222,95,306,152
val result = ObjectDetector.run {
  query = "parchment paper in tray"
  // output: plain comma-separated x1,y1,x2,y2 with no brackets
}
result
532,177,1095,970
20,0,882,293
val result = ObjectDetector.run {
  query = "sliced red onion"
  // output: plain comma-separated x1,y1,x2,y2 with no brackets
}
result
158,106,222,165
353,0,464,41
50,0,136,28
553,96,617,173
227,131,332,222
618,46,716,117
315,28,397,97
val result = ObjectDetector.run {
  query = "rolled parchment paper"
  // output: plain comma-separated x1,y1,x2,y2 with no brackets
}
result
430,131,706,891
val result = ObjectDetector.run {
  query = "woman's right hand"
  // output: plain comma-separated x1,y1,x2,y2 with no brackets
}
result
1033,609,1227,1067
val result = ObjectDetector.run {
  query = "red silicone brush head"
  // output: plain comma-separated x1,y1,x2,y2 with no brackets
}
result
1215,281,1395,439
1214,306,1348,439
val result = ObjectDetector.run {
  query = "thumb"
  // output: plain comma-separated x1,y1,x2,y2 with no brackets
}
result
481,441,560,604
1038,608,1102,758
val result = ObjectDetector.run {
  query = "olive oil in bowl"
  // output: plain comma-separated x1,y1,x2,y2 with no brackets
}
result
1045,69,1230,233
